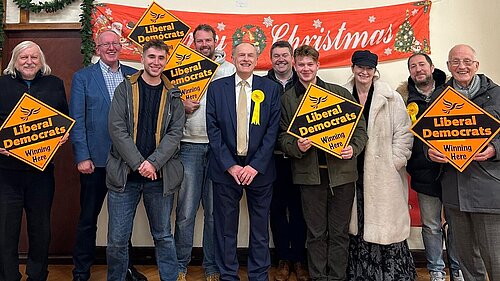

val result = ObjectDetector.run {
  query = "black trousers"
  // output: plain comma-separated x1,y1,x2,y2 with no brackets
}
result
270,156,307,263
0,167,55,281
300,170,355,281
72,168,108,279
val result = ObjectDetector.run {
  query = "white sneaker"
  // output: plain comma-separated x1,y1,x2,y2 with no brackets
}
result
452,270,465,281
429,271,445,281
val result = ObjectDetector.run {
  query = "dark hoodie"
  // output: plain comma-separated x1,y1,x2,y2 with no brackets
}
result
397,68,446,197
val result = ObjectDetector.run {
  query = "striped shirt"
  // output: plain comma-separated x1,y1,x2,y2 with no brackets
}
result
99,59,124,100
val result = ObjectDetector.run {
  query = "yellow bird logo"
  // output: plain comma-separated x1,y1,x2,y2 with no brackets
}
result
442,99,464,114
20,106,41,121
175,53,191,65
309,95,328,109
149,11,165,23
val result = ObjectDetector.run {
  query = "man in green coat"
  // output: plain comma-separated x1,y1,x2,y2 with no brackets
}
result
278,45,367,281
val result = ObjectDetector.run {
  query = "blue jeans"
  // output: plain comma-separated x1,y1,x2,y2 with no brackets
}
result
418,193,460,275
107,180,178,281
175,142,217,275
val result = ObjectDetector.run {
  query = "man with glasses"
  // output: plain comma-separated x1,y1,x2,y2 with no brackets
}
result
69,30,146,281
428,44,500,281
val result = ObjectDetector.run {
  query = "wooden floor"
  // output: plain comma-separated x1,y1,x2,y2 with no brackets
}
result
19,265,450,281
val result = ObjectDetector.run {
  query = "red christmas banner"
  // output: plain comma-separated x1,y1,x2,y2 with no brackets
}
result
92,1,431,69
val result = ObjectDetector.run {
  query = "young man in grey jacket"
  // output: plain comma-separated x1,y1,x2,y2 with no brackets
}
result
105,39,185,281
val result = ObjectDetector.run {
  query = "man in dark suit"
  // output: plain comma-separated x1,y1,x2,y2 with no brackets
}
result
206,42,281,281
69,29,146,281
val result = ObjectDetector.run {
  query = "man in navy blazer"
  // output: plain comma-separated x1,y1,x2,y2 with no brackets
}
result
69,30,145,281
206,42,281,281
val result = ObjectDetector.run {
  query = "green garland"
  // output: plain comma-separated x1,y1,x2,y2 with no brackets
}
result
0,0,94,64
0,0,4,59
80,0,95,66
13,0,77,13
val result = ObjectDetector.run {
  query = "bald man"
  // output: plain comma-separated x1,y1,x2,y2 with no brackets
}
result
428,44,500,281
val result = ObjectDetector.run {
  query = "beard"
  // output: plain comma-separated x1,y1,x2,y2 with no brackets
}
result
198,47,214,58
414,75,433,88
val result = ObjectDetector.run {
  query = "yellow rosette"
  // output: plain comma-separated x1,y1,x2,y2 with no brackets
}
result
407,102,419,124
251,90,265,125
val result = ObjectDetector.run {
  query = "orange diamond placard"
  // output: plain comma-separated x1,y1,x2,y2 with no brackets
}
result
128,1,190,51
163,43,219,101
410,86,500,172
287,84,364,158
0,94,75,171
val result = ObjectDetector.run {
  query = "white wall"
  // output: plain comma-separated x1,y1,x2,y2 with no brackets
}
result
6,0,499,249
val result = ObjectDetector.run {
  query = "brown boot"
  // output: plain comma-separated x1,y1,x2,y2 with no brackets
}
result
176,272,186,281
274,260,290,281
294,262,310,281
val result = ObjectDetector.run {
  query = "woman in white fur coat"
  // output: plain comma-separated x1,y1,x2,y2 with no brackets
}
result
343,50,415,281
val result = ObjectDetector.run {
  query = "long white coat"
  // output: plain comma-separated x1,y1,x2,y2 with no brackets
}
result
344,79,413,245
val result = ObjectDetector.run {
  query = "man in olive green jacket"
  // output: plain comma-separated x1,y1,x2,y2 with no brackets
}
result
278,45,367,281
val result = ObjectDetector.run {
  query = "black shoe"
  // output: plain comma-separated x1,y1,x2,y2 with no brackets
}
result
126,266,148,281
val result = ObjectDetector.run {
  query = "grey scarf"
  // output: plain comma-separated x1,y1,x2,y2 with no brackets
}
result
453,74,480,99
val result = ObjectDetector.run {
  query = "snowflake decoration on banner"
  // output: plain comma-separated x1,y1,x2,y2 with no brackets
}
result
217,22,226,31
384,48,393,55
105,8,112,16
263,16,274,28
412,9,419,16
368,15,376,23
313,19,322,29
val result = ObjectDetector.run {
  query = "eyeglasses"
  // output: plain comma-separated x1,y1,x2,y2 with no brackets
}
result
97,42,122,49
448,59,477,67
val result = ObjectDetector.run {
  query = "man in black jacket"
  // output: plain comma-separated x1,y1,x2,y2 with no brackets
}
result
265,41,308,281
397,53,463,281
0,41,68,281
